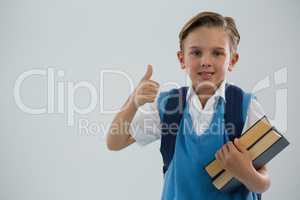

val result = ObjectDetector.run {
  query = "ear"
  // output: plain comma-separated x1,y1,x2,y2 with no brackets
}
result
228,53,239,72
177,51,185,69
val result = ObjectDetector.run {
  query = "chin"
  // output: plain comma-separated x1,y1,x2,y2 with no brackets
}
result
193,80,219,94
196,79,217,88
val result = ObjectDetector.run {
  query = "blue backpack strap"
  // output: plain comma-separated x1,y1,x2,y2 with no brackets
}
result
159,87,188,174
224,83,247,141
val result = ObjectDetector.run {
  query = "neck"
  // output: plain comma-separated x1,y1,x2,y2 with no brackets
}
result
193,81,223,108
197,93,212,108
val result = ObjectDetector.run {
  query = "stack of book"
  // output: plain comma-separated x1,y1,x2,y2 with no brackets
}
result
204,116,289,192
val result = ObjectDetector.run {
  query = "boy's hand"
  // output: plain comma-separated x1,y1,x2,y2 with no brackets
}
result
132,64,160,107
215,138,254,181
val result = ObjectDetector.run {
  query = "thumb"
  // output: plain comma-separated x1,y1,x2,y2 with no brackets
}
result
234,138,247,153
141,64,153,81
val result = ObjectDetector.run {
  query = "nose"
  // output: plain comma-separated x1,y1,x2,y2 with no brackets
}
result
200,54,213,68
201,63,212,68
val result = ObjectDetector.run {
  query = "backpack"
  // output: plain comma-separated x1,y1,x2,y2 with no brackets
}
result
159,84,261,199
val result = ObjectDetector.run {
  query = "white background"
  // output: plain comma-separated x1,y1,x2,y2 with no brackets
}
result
1,0,299,199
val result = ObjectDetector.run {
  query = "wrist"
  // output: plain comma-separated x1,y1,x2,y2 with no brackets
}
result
238,164,267,193
234,162,256,184
128,93,140,110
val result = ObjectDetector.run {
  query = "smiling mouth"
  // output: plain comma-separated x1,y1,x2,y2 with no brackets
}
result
198,72,214,80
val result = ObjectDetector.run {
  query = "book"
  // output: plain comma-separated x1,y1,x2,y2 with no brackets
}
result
205,116,272,178
204,116,290,192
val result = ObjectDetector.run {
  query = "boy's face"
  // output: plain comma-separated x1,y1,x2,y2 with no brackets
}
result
177,26,239,94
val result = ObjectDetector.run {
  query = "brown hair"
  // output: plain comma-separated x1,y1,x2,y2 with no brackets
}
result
179,11,240,55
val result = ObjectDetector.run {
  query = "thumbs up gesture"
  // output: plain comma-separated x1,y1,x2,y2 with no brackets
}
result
133,64,160,107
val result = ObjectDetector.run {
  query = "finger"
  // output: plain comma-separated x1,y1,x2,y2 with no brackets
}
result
136,84,159,95
146,80,160,88
215,151,221,161
234,138,247,153
142,82,160,90
227,141,235,152
139,81,159,92
141,64,153,81
260,164,267,170
219,150,226,163
140,95,157,102
222,144,229,155
220,148,226,159
215,150,223,162
257,165,268,174
136,93,157,98
228,141,240,155
140,88,159,95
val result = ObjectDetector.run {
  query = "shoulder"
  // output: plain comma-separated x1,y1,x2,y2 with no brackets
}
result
225,83,263,120
225,83,256,103
237,89,266,132
227,84,263,113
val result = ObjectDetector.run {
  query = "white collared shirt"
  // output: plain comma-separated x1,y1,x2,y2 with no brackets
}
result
187,80,227,135
130,82,266,146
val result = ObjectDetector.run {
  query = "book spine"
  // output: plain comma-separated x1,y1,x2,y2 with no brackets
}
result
252,136,289,169
220,177,242,192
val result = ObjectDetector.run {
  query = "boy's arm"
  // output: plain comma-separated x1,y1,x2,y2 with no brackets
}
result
106,96,138,151
239,164,270,193
106,65,159,151
215,139,271,193
234,95,270,192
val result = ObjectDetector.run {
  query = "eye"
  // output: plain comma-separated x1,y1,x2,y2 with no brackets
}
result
212,50,224,57
190,50,201,56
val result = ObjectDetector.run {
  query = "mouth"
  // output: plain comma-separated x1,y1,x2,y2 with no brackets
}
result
197,72,215,80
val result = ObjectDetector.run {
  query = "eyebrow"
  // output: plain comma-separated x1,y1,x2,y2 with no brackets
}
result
188,46,226,51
